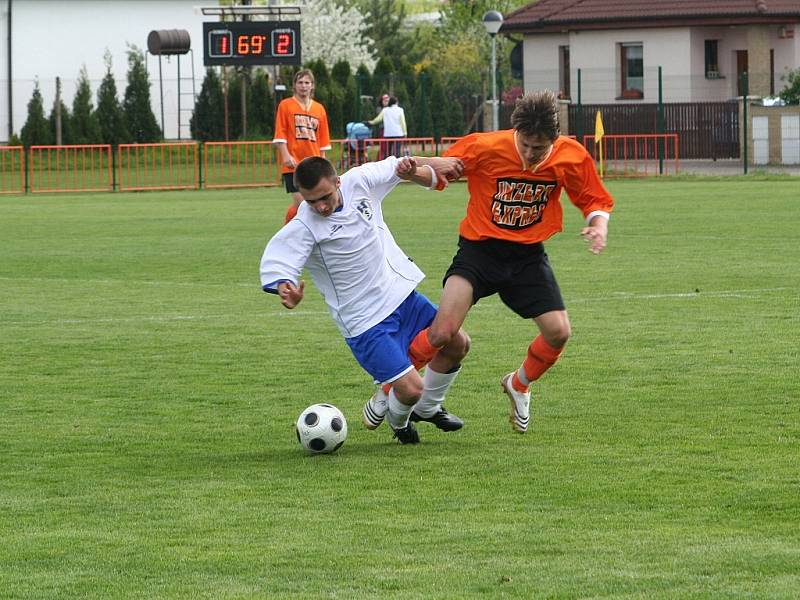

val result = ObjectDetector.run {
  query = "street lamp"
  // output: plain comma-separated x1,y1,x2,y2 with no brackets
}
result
482,10,503,131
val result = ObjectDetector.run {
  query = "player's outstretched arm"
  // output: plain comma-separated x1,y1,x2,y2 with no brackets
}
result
414,156,464,183
580,215,608,255
278,280,305,309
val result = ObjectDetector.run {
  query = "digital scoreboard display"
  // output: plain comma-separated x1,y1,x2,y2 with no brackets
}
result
202,21,300,66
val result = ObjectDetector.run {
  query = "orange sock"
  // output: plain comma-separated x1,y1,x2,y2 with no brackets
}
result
519,335,564,386
408,328,442,370
284,203,298,223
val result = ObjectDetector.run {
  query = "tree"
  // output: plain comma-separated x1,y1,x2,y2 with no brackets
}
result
779,68,800,105
48,99,73,145
357,0,406,59
412,70,433,137
20,81,52,147
190,68,225,141
248,69,274,139
371,57,396,98
300,0,376,71
71,66,102,144
123,46,161,142
96,50,129,144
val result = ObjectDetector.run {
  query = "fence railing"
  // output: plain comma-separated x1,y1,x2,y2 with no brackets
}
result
0,146,25,194
118,143,199,191
0,134,677,194
583,134,680,177
204,141,281,189
28,144,113,193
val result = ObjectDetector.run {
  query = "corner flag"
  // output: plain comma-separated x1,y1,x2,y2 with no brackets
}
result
595,110,605,178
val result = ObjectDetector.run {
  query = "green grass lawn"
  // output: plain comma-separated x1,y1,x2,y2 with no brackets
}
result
1,178,798,598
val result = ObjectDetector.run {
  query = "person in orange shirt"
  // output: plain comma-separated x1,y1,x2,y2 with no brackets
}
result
412,90,614,433
273,69,331,223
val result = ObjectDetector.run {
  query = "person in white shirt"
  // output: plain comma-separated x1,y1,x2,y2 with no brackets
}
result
367,95,407,158
260,155,469,444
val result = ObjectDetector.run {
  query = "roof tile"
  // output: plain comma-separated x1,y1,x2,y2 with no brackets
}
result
504,0,800,29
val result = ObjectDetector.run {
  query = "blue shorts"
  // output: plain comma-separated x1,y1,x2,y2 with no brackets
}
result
345,291,437,384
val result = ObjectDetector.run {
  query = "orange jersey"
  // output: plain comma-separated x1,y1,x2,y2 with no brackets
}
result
273,97,331,174
444,131,614,244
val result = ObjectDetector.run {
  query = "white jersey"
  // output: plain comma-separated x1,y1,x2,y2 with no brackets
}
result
381,105,406,137
260,157,424,338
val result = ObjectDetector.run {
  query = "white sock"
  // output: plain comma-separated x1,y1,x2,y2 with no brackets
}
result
517,366,531,386
413,367,460,418
387,388,413,429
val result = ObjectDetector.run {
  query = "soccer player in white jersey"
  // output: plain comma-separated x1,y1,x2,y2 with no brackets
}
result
260,155,470,444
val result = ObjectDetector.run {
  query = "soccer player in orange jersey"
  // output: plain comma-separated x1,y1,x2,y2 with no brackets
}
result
410,90,614,433
273,69,331,223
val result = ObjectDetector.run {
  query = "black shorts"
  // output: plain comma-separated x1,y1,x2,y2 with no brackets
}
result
283,172,298,194
443,236,565,319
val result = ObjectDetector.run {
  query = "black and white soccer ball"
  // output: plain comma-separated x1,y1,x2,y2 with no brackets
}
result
295,403,348,454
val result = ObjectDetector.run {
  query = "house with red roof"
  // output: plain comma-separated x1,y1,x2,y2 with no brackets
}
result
502,0,800,103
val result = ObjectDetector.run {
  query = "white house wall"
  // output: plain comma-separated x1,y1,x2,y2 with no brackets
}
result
520,33,566,94
522,23,800,104
1,0,210,142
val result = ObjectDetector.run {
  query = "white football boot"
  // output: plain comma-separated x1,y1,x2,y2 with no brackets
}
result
501,372,530,433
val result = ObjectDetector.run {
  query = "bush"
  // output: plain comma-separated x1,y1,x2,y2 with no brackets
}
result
778,68,800,105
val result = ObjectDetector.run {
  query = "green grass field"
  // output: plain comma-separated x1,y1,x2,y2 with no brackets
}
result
1,178,798,598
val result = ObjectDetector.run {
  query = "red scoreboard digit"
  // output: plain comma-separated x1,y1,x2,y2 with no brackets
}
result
203,21,300,66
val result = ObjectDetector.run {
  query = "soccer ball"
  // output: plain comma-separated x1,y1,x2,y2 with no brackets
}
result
295,403,348,454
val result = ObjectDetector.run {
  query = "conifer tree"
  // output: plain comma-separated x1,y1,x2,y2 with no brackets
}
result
71,66,102,144
123,46,161,142
190,68,225,141
247,69,274,139
96,51,130,144
48,100,73,145
21,81,52,147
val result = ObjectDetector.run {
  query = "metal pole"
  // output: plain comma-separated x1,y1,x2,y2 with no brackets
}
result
177,55,181,140
158,55,165,137
658,66,664,175
491,33,498,131
742,71,749,175
576,68,583,144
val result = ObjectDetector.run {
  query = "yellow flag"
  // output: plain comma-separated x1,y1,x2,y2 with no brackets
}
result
595,111,605,178
595,110,605,141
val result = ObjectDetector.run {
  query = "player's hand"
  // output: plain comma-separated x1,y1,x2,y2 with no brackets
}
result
283,156,297,169
395,156,418,180
278,280,305,309
580,220,608,254
436,157,464,182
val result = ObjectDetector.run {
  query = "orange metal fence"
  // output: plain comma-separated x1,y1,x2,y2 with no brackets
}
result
28,144,112,193
204,141,281,189
583,134,680,177
118,142,199,191
0,134,680,195
331,137,438,172
0,146,25,194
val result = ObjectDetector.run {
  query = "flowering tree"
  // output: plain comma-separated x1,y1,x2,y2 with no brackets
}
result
299,0,376,72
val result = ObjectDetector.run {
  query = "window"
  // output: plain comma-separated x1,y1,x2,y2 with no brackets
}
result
559,46,571,99
620,43,643,98
705,40,720,78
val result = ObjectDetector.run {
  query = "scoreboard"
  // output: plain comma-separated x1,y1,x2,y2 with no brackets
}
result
202,21,301,66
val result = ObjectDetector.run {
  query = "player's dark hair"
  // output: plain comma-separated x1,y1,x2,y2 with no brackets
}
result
510,90,560,141
294,156,336,190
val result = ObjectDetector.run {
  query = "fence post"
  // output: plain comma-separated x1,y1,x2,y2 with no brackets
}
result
576,68,583,145
658,66,664,175
742,72,749,175
111,145,118,191
198,142,204,189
